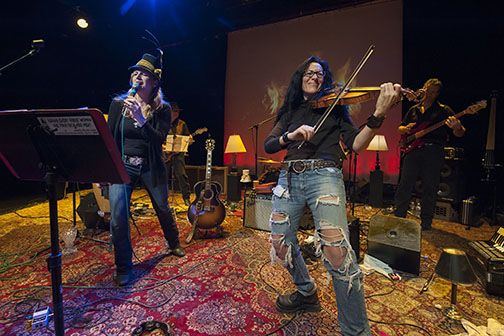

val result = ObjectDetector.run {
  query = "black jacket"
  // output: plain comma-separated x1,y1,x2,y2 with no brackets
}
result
107,98,171,186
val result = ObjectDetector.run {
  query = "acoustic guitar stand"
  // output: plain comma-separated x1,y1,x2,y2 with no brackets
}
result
185,216,198,244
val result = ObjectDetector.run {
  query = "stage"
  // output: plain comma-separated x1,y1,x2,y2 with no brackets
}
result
0,189,502,335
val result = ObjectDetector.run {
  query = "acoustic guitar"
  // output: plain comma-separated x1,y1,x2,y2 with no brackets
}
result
400,100,487,154
187,138,226,231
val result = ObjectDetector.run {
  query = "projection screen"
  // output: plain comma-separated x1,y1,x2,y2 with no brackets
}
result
225,0,403,183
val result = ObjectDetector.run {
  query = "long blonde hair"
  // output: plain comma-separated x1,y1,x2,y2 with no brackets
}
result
116,83,166,111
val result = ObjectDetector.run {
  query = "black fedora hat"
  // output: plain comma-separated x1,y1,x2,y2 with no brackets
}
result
129,52,163,80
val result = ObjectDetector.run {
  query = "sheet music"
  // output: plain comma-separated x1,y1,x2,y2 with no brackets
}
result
164,135,190,153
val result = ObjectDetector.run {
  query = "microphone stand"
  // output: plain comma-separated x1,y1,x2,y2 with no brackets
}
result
0,47,42,76
248,114,276,178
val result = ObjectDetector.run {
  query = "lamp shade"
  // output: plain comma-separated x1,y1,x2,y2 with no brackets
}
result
367,135,389,151
435,248,477,285
225,134,246,154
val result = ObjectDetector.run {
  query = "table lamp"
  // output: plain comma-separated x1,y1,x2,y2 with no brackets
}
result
435,248,477,320
225,134,246,202
367,135,388,207
225,134,246,173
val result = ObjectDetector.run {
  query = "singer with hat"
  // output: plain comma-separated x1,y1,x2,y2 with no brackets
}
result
107,50,186,286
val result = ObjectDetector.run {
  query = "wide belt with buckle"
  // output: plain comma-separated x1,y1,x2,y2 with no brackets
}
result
281,159,339,174
124,155,145,166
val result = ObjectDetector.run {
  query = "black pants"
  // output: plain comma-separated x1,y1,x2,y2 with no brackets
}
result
394,144,444,228
167,153,191,200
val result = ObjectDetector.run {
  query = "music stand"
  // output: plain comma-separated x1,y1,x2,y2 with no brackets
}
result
0,108,129,336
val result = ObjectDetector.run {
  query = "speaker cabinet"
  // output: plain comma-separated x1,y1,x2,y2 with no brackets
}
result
227,172,242,202
438,159,463,202
433,200,459,221
367,214,421,275
369,169,384,208
77,193,109,230
243,193,313,231
414,152,464,204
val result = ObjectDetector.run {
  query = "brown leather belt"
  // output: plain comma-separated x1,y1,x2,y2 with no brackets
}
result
281,159,339,174
124,155,145,166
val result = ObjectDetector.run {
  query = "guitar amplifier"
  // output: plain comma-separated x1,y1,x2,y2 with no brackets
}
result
467,227,504,297
243,192,313,231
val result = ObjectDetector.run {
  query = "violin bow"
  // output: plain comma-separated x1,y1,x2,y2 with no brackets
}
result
298,44,375,149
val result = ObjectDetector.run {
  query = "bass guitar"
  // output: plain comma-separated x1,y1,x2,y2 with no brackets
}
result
400,100,487,154
187,138,226,233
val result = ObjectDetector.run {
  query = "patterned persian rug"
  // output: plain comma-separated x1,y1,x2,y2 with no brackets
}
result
0,190,502,335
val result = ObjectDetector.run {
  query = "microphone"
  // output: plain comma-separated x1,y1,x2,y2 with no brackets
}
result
128,82,139,96
123,83,140,122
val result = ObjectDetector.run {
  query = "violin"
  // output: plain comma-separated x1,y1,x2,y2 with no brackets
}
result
311,86,425,108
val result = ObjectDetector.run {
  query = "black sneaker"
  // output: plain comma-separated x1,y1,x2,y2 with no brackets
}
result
276,290,320,313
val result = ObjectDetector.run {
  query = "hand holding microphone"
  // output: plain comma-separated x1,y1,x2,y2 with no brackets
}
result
123,83,146,127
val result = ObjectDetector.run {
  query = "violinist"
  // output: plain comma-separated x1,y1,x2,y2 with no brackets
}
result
394,78,465,230
264,55,402,335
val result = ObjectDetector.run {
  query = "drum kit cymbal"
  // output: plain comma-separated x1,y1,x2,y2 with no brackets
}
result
258,157,281,165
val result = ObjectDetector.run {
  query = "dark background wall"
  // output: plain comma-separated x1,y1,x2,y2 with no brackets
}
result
0,0,502,211
403,1,503,209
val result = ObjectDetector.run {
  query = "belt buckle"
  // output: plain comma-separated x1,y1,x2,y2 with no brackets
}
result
128,156,143,166
291,161,306,173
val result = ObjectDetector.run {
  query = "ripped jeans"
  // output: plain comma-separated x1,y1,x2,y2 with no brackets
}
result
270,167,370,336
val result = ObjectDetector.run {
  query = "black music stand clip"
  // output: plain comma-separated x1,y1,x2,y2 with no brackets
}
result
0,108,129,336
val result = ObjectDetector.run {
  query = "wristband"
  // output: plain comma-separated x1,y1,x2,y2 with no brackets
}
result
366,115,385,129
281,131,291,143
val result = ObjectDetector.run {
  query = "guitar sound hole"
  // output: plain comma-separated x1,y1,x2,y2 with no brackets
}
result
203,189,214,200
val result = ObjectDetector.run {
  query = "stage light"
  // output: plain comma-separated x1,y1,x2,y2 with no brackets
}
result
77,18,89,29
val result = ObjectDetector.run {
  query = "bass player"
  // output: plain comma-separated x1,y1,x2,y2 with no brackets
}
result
394,78,465,230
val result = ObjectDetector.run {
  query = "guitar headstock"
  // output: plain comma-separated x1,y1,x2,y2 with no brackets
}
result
402,87,426,102
205,138,215,151
466,100,487,115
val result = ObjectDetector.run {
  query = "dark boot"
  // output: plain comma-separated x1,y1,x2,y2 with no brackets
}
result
114,270,132,286
276,290,320,313
171,246,186,257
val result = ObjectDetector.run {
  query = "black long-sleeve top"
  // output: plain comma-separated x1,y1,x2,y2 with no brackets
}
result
401,101,454,146
264,101,358,163
107,98,171,186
